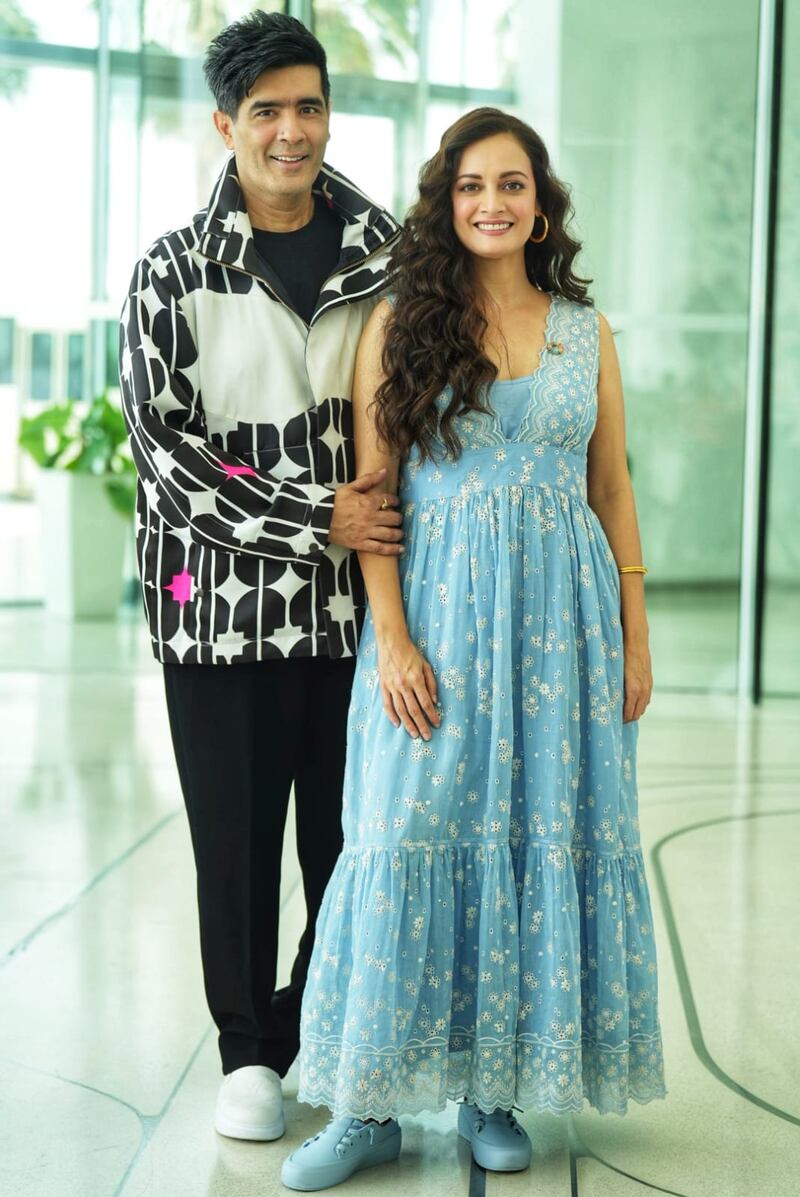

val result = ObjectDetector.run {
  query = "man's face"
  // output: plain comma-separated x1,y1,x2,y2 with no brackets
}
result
213,64,331,203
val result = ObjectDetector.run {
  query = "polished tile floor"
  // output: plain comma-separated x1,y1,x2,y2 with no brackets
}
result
1,609,799,1196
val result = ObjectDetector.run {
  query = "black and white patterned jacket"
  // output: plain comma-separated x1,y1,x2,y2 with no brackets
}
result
119,154,400,664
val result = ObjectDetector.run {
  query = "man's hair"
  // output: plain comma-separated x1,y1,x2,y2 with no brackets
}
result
203,9,330,118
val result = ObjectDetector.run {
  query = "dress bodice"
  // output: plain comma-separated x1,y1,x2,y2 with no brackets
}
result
407,293,599,462
400,294,601,507
490,374,535,441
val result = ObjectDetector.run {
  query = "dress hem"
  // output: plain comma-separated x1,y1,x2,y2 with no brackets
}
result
296,1083,669,1122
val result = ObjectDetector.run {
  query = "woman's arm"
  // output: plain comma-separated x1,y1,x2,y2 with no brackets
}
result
586,312,652,722
353,300,441,739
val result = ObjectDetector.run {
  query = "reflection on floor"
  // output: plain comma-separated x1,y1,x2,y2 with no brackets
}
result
0,609,798,1196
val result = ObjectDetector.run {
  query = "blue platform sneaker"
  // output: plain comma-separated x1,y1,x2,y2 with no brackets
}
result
281,1116,402,1191
457,1102,532,1172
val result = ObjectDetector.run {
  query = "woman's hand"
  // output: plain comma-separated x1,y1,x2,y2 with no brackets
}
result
622,634,653,722
377,633,441,740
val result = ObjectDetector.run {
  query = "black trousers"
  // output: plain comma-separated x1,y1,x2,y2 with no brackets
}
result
163,655,355,1076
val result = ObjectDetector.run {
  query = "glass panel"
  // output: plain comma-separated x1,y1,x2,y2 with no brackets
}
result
67,332,85,401
315,0,419,82
0,66,94,319
104,320,119,391
0,63,94,491
0,318,13,384
561,0,760,693
106,72,143,313
109,0,141,52
329,111,396,211
136,90,227,256
5,0,97,48
427,0,516,88
424,100,468,157
141,1,276,57
763,0,800,695
30,331,52,401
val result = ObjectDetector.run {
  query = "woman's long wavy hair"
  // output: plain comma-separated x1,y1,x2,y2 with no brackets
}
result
373,107,593,463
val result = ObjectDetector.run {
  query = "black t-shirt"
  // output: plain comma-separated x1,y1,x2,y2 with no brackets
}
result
252,193,345,325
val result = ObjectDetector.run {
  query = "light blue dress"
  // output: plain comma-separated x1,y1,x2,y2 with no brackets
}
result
298,293,667,1120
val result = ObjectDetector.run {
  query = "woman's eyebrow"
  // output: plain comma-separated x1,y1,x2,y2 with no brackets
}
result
455,170,529,181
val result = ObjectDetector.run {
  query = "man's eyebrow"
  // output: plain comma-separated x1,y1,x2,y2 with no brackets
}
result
248,96,325,113
455,170,529,181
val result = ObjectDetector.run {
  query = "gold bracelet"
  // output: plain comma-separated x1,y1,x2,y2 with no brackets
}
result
618,565,648,575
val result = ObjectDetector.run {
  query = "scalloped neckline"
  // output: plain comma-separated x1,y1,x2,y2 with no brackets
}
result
490,292,558,387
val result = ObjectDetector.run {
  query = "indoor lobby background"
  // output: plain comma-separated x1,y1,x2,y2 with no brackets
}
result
1,2,798,1195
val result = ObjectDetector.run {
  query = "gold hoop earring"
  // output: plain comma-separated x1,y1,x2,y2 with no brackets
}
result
529,213,549,244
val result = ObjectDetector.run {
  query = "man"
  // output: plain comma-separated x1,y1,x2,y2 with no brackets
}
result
119,10,402,1142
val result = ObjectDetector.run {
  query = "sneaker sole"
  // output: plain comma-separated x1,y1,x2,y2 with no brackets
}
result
281,1130,402,1192
215,1111,286,1141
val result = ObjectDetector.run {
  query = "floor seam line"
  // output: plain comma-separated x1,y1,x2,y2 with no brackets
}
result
651,809,800,1128
1,810,180,969
112,1024,214,1197
569,1119,689,1195
467,1156,486,1197
114,873,304,1196
0,1054,147,1122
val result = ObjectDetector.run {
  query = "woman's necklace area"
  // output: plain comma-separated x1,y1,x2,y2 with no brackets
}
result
484,298,564,380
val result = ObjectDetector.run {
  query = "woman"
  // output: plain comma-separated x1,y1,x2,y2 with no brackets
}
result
282,107,667,1192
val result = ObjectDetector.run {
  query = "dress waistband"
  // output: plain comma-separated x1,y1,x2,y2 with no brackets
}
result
400,442,588,504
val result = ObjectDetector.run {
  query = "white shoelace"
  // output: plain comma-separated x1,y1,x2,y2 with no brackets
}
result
339,1120,367,1150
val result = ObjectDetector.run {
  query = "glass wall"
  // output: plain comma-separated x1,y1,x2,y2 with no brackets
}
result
0,0,794,696
764,0,800,694
558,0,760,692
0,63,96,496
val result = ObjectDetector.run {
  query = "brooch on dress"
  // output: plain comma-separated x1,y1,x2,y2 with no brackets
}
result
545,340,566,355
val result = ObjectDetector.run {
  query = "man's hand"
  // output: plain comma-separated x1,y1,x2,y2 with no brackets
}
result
328,467,404,555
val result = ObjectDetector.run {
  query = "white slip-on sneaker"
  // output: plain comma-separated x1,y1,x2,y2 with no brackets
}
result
215,1065,286,1141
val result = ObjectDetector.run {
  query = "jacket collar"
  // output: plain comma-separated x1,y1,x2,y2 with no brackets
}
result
198,152,400,284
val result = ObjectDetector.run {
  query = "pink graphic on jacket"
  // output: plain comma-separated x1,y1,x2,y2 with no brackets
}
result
221,463,257,480
165,569,193,607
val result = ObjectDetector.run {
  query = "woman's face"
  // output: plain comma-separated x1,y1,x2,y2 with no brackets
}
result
451,131,539,262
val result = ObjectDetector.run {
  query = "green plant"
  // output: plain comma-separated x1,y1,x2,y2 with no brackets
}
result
18,394,137,519
0,1,37,101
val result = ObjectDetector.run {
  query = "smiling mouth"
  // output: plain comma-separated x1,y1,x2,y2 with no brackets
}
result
272,153,309,164
475,221,513,233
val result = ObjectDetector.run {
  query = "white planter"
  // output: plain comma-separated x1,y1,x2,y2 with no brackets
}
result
36,471,128,618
